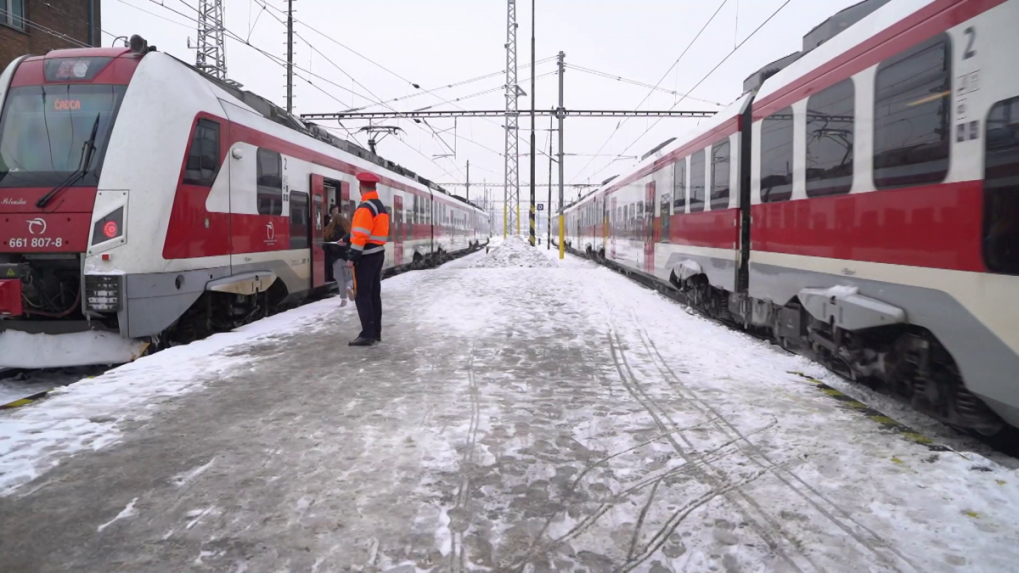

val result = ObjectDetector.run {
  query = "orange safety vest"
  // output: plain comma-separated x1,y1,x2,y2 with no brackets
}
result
349,189,390,261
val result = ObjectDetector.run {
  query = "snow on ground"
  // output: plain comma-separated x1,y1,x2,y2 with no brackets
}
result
471,235,557,268
1,241,1018,572
0,298,355,495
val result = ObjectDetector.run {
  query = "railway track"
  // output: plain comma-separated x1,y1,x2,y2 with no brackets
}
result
0,366,110,410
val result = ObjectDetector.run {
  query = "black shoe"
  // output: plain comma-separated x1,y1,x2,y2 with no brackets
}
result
348,337,375,347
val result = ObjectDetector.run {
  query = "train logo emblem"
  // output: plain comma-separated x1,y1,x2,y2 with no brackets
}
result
265,221,276,243
27,218,47,235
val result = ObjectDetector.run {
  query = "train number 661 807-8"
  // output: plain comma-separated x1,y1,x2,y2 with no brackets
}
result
9,237,63,248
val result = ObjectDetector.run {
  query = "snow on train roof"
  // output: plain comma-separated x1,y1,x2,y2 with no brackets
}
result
755,0,934,102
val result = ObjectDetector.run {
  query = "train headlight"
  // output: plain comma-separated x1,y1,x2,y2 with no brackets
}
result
92,207,124,245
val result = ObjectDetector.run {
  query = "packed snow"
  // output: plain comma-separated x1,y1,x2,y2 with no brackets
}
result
0,300,351,495
471,234,558,268
1,238,1017,573
0,330,148,369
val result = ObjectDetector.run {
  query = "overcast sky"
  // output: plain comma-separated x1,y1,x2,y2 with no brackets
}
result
102,0,862,204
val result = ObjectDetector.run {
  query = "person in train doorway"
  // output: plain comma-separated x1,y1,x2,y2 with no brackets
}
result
347,171,389,346
323,208,354,306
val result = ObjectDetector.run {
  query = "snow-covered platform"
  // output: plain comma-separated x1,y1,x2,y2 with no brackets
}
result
2,237,1018,572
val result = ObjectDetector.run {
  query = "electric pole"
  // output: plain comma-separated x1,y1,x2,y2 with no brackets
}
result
557,51,565,259
466,160,470,204
548,107,553,250
528,0,536,247
286,0,294,114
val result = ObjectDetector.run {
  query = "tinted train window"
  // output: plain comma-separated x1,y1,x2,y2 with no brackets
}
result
660,193,671,243
673,158,686,213
690,149,706,212
289,191,309,249
760,107,794,202
807,79,854,196
874,34,951,189
256,148,283,216
711,139,731,210
183,119,220,186
984,96,1019,275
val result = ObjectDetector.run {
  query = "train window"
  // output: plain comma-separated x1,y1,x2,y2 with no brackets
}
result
659,193,671,243
289,191,309,249
874,34,951,189
760,106,794,202
806,78,855,197
183,119,220,187
673,158,686,213
690,149,706,212
983,96,1019,275
256,148,283,216
711,139,730,210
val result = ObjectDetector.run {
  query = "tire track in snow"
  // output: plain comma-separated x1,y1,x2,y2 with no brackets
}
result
605,327,817,573
624,305,923,573
449,336,481,573
507,423,776,572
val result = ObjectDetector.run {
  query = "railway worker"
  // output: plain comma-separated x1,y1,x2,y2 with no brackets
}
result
347,171,390,346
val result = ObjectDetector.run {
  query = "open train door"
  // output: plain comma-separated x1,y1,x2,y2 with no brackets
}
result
393,194,404,267
310,175,327,288
644,181,656,274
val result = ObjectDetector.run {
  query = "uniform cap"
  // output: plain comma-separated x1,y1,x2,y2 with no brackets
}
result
356,172,381,184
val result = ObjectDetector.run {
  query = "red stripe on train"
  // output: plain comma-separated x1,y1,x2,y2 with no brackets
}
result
164,114,480,259
750,181,985,272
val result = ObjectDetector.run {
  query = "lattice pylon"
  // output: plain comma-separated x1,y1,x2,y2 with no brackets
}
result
503,0,520,237
196,0,228,80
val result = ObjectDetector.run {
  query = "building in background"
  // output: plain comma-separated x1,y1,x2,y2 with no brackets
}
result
0,0,102,69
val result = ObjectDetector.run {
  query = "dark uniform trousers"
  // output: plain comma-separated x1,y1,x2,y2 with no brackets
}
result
353,252,384,340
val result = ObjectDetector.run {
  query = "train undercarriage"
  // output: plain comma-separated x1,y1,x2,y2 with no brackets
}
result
573,244,1010,439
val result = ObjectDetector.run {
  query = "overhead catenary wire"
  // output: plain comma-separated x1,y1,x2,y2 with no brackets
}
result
245,0,466,177
248,0,557,163
114,0,194,29
141,0,465,179
582,0,796,185
36,1,124,43
564,63,725,107
570,0,732,185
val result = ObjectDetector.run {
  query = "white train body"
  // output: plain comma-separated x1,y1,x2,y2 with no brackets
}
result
0,45,488,367
565,0,1019,434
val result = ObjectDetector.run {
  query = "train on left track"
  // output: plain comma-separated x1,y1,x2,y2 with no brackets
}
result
0,36,490,369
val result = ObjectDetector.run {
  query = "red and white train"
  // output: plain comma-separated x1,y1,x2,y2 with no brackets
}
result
0,38,489,368
564,0,1019,435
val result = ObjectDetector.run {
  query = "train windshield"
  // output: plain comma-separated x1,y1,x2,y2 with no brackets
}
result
0,84,126,188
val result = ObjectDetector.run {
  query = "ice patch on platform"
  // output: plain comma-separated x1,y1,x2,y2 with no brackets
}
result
472,235,557,268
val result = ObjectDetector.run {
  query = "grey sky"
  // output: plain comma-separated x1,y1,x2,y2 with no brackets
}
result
103,0,861,202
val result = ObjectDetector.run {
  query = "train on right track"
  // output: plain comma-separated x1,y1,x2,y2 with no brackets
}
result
562,0,1019,437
